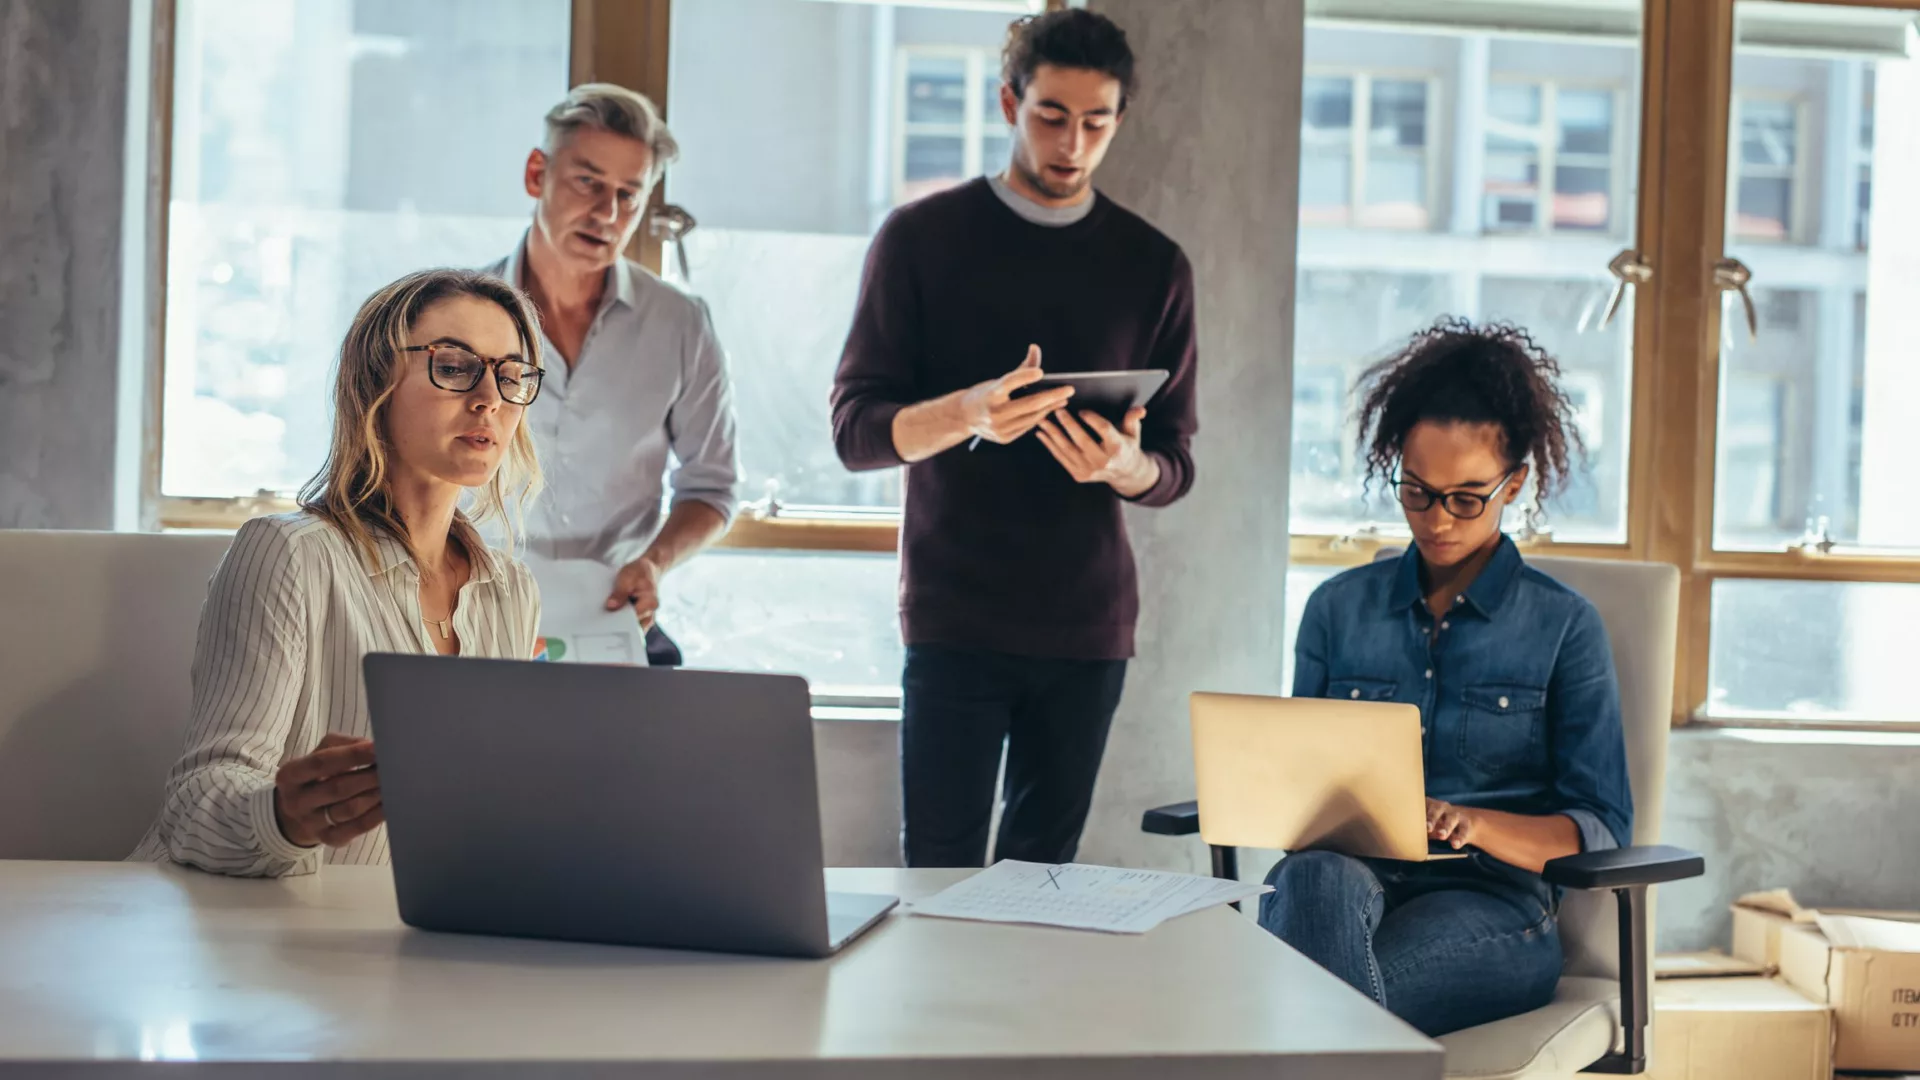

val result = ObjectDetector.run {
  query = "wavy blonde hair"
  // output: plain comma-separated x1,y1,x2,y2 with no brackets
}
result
298,268,545,579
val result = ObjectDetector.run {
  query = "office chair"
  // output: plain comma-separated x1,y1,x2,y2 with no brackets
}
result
1143,555,1703,1079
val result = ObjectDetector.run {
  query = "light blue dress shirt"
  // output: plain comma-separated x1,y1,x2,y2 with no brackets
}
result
486,233,741,568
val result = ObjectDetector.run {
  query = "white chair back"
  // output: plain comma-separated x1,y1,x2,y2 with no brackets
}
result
0,530,233,859
1526,555,1680,983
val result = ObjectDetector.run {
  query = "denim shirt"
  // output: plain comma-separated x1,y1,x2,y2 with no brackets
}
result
1294,537,1633,857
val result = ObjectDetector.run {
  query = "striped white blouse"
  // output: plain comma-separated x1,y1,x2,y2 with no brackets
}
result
129,512,540,877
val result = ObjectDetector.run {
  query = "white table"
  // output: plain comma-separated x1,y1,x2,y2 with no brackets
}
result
0,861,1440,1078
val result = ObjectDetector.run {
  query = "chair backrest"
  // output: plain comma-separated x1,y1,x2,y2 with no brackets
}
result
1526,555,1680,982
0,530,233,859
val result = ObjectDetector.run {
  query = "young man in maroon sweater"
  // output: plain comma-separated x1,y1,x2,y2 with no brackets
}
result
831,11,1199,868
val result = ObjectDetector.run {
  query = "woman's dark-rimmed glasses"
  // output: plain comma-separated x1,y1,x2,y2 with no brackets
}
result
1392,469,1519,520
405,345,543,407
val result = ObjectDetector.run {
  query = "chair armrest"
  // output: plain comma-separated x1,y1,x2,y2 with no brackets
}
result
1541,844,1704,890
1141,800,1200,836
1549,844,1707,1075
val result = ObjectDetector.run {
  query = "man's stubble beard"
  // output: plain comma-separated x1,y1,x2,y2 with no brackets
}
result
1012,150,1091,203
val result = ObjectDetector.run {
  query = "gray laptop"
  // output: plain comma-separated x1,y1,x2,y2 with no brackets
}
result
362,654,898,959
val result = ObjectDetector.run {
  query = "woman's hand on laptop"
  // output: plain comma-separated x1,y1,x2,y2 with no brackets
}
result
1426,798,1480,850
273,733,383,849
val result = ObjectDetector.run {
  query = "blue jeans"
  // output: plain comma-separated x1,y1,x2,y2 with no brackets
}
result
1258,851,1563,1037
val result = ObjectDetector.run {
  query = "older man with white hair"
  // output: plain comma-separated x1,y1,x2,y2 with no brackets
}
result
487,83,740,665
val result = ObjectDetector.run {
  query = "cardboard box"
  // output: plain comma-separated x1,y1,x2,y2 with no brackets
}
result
1732,889,1920,972
1732,893,1799,970
1647,976,1832,1080
1778,916,1920,1072
1661,949,1770,980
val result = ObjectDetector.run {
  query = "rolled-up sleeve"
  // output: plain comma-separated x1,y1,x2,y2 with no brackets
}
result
145,518,320,878
1548,602,1634,851
665,297,742,524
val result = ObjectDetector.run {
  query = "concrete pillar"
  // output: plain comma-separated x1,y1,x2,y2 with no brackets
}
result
1079,0,1303,872
0,0,133,529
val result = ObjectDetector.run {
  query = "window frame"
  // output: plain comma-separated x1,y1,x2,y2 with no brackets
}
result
1481,77,1630,238
1298,66,1444,232
892,44,1007,209
1726,90,1813,245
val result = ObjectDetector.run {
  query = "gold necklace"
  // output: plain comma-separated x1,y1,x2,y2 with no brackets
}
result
422,609,453,639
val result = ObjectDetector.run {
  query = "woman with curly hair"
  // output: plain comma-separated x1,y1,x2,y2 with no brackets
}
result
1258,318,1632,1036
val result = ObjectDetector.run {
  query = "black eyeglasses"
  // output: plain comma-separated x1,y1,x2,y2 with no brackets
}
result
405,345,543,406
1393,469,1519,520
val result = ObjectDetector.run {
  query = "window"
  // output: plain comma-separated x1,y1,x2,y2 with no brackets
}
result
656,549,904,698
1699,20,1920,725
1709,580,1920,722
1291,25,1640,552
896,46,1011,207
158,0,572,503
1478,277,1632,540
1730,95,1803,242
1297,72,1437,230
1483,81,1621,234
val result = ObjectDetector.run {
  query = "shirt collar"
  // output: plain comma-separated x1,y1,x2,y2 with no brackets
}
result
504,228,633,316
1386,533,1524,617
364,524,501,586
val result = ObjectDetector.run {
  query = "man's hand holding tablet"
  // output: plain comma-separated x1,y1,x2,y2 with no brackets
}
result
959,345,1076,447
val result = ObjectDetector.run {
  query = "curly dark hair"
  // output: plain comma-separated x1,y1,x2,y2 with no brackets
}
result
1354,317,1586,516
1003,10,1137,112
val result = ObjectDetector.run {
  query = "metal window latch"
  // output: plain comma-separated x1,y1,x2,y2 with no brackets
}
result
1597,249,1652,331
1713,256,1758,342
743,480,783,523
1327,525,1382,552
1796,516,1837,555
649,203,697,284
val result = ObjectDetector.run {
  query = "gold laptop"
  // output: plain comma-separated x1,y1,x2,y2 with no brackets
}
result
1189,691,1464,862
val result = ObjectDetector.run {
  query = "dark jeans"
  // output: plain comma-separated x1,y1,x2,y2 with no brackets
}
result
900,644,1128,868
1257,851,1563,1037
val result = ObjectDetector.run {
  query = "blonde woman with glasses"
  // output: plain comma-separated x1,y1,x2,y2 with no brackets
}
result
131,269,546,877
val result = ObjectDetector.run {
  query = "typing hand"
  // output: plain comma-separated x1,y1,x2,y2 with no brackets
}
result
1035,406,1160,498
273,733,382,849
959,345,1075,446
608,556,663,631
1426,798,1479,850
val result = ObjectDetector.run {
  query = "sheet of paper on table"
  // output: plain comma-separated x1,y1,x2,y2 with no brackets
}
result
908,860,1270,935
520,554,648,666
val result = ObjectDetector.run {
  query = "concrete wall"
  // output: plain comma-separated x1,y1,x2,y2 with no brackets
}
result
1656,728,1920,951
0,0,131,529
1075,0,1304,871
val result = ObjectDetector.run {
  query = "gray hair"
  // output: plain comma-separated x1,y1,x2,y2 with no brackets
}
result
543,83,680,184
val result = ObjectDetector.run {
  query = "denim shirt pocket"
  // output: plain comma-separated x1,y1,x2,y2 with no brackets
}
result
1328,678,1400,704
1457,683,1547,774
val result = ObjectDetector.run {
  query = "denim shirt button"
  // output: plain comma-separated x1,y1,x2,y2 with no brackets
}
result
1498,696,1510,709
1350,689,1362,700
1441,620,1451,631
1424,669,1433,679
